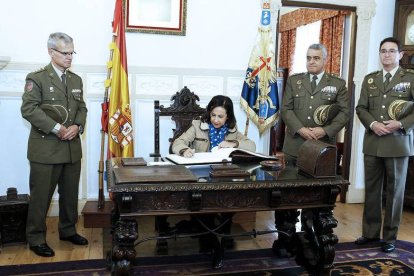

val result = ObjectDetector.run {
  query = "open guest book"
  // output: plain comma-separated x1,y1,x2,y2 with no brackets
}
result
165,147,278,165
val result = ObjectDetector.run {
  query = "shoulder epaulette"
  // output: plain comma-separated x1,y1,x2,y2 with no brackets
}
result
367,70,381,76
66,69,80,77
327,72,341,79
405,68,414,74
32,67,46,74
291,72,306,77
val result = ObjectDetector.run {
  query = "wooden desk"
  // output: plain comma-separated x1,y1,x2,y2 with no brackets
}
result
106,159,349,275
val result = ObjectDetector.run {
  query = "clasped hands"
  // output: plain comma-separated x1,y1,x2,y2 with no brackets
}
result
57,125,79,140
298,127,326,140
182,141,237,158
371,120,401,136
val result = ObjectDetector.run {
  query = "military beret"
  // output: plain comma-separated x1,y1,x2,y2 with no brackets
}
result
40,104,68,124
313,104,340,126
388,100,414,120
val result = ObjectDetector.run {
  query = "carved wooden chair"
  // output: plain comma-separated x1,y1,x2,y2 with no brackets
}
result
150,86,206,254
150,86,206,158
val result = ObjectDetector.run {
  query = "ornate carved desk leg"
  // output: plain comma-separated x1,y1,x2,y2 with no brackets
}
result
298,207,338,273
272,210,300,257
107,216,138,275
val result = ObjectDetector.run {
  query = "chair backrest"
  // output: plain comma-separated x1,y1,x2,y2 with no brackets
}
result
150,86,206,158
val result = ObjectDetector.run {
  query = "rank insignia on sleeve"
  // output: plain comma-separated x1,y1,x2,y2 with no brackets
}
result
368,78,373,84
25,81,33,92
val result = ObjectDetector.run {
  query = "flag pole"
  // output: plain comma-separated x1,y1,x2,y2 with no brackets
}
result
244,117,250,136
269,7,280,155
98,36,116,209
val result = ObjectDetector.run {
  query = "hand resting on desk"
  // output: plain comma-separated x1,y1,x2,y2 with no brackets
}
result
183,148,195,158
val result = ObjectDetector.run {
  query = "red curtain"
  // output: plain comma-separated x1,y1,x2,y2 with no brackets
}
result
279,9,339,33
279,29,296,75
320,12,348,75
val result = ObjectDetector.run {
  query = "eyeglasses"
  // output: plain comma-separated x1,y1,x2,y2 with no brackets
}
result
51,48,76,57
379,49,399,55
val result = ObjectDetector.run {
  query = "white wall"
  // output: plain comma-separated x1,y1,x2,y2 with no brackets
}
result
0,0,260,69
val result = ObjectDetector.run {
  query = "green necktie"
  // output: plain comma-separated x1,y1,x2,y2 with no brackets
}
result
384,72,391,90
61,73,67,86
311,75,318,92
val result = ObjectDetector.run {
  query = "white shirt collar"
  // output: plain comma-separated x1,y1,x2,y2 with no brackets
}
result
51,62,65,78
309,71,324,85
383,66,398,80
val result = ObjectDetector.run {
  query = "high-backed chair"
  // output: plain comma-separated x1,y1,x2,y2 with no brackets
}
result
150,86,206,158
150,86,205,254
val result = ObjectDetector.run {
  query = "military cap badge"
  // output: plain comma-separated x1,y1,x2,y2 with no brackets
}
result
388,100,414,120
313,104,340,126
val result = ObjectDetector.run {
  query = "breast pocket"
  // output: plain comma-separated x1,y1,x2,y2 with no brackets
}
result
293,91,306,109
320,92,337,103
42,91,66,104
390,90,410,100
368,90,380,109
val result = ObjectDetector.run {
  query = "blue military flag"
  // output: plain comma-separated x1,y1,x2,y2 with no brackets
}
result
240,1,278,135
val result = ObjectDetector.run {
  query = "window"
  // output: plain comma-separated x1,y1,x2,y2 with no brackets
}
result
291,20,321,74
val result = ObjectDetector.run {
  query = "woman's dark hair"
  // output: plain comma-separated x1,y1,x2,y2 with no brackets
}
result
201,95,237,129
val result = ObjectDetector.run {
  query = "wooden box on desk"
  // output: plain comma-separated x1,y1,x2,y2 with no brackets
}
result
0,193,29,246
297,140,337,178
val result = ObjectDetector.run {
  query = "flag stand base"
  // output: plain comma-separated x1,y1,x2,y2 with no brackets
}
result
81,200,113,228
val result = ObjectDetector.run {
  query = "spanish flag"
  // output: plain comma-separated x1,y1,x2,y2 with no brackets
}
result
240,0,278,135
105,0,134,158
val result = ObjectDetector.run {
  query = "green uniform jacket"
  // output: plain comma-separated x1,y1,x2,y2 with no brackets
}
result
21,63,87,164
172,120,256,154
282,72,350,157
356,67,414,157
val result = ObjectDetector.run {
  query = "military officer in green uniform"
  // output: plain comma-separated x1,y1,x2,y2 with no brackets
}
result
355,37,414,253
21,32,88,257
281,43,350,164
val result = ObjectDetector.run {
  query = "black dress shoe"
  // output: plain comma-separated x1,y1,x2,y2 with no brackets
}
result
212,249,224,269
382,243,396,253
30,243,55,257
355,236,380,245
60,233,88,245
